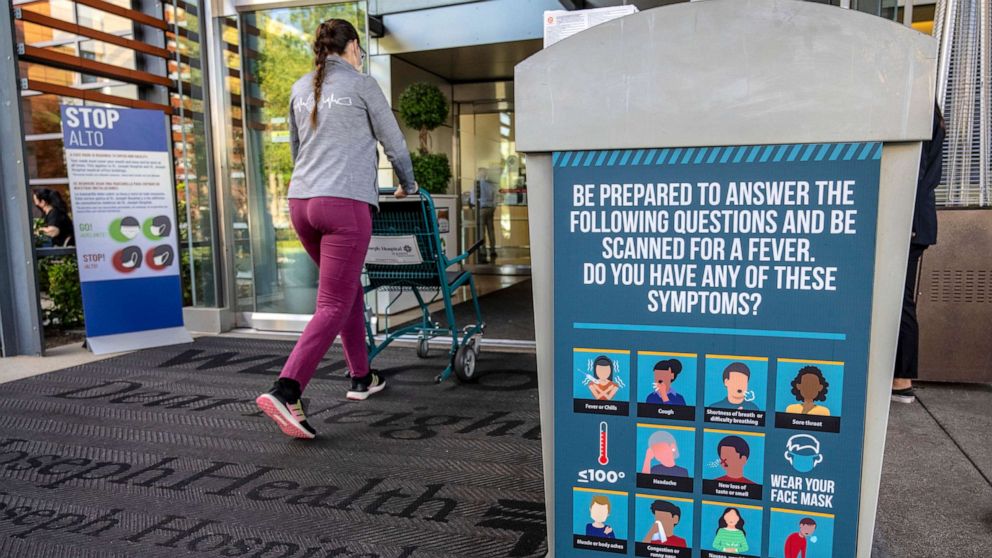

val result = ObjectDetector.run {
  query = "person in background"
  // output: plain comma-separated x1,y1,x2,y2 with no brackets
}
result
470,167,497,263
893,103,945,404
33,188,74,247
256,18,417,440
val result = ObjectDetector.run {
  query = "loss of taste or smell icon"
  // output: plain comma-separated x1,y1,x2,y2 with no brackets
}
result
598,421,609,466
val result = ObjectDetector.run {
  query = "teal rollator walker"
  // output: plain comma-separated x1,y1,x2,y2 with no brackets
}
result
363,189,486,383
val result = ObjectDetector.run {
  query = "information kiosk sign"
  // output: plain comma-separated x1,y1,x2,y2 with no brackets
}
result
62,106,192,354
554,143,882,557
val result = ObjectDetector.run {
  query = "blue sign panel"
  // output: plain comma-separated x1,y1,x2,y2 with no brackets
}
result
554,143,882,557
61,106,189,353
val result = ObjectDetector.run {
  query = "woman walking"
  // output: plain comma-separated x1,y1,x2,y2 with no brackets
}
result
256,19,417,440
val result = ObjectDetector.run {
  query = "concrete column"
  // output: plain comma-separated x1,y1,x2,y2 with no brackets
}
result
369,53,398,190
0,4,43,356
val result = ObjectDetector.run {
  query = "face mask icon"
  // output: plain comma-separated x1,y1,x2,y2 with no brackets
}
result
123,251,139,268
120,225,139,240
149,216,172,238
154,251,171,266
785,434,823,473
113,247,143,273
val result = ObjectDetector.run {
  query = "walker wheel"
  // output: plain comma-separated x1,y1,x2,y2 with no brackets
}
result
453,342,478,383
417,337,430,358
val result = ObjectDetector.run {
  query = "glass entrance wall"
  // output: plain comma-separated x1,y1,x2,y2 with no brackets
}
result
236,3,367,315
458,103,530,267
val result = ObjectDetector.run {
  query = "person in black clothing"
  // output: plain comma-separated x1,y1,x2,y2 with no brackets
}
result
33,188,74,247
892,103,945,404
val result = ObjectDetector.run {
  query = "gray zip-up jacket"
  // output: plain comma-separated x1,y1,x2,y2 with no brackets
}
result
288,55,416,207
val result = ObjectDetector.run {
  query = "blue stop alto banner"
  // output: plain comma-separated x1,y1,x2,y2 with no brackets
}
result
553,143,882,558
61,106,191,354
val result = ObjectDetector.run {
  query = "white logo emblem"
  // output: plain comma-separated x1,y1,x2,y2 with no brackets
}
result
293,93,353,114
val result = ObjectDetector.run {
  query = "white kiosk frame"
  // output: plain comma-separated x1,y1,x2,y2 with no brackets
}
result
515,1,936,556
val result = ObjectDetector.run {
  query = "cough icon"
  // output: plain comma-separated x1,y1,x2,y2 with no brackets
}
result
785,434,824,473
112,246,143,273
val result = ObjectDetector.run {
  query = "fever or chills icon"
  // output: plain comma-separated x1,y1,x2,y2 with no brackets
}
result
598,421,610,466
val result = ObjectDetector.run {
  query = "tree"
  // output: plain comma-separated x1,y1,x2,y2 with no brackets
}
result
397,83,451,194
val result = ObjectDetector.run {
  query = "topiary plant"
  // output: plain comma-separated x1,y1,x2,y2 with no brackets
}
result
398,82,449,154
398,83,452,194
410,152,453,195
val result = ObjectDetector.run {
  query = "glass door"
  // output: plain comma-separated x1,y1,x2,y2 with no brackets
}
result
237,3,367,319
458,105,530,269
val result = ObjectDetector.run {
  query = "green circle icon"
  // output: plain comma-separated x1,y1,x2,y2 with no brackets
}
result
143,216,172,240
109,217,141,243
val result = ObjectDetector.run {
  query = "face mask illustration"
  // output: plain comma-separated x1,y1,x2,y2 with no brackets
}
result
785,434,823,473
123,250,139,268
150,216,172,238
154,250,171,266
113,246,143,273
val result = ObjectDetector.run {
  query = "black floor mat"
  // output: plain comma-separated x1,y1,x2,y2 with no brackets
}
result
393,279,535,342
0,336,547,558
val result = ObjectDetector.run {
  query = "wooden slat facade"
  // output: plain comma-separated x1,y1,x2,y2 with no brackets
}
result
24,79,173,114
73,0,168,31
16,9,173,59
19,44,173,88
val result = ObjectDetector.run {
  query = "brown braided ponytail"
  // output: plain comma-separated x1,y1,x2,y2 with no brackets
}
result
311,19,359,126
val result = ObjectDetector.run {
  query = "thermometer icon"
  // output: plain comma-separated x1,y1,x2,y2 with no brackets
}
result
598,421,609,466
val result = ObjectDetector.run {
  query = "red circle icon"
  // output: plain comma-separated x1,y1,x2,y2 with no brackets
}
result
112,247,142,273
146,246,174,271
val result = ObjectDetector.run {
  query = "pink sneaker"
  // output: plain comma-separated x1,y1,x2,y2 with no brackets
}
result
256,388,317,439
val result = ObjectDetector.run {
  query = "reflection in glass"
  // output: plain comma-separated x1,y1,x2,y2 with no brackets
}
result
27,140,68,180
458,109,530,266
218,15,255,312
169,0,217,307
240,3,367,314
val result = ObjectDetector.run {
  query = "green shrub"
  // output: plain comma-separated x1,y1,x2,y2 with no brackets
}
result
36,256,52,294
397,82,449,154
45,257,83,329
411,152,452,195
398,83,452,193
